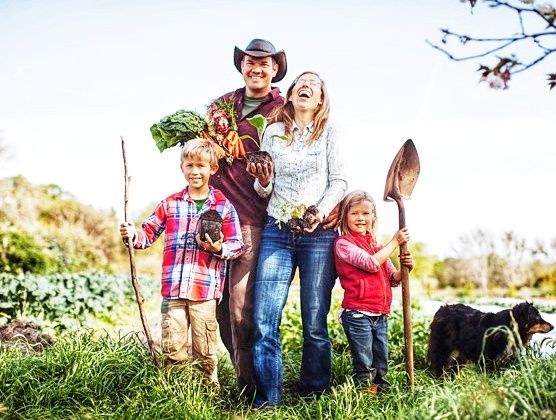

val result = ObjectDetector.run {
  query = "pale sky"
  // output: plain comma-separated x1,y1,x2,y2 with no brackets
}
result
1,0,554,258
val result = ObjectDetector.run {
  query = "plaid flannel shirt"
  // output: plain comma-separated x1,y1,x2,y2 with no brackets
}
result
132,186,243,301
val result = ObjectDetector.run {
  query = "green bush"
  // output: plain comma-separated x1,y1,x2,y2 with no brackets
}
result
0,230,59,274
0,272,156,330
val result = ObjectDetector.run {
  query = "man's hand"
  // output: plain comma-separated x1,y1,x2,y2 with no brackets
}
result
322,201,341,230
196,232,224,254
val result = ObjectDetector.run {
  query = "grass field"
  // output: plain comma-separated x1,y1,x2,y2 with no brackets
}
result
1,296,555,419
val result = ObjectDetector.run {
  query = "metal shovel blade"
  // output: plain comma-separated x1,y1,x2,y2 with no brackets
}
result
383,139,420,202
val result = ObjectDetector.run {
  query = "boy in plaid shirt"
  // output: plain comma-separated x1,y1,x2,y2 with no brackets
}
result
120,139,243,385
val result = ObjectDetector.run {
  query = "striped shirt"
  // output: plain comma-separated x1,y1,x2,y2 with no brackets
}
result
132,186,243,301
254,121,347,222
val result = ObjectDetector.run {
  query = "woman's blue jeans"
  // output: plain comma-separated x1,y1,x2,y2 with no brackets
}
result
252,216,337,407
341,310,388,385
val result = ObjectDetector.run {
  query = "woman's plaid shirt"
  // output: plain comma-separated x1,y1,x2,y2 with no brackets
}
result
132,186,243,301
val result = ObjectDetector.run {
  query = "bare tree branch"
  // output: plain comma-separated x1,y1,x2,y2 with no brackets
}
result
430,0,556,89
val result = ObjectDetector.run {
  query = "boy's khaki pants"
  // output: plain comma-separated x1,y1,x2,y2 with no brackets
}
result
161,298,218,385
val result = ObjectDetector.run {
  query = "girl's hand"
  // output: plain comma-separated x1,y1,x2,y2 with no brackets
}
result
393,227,410,246
400,252,414,272
120,222,136,244
246,160,273,187
196,232,224,254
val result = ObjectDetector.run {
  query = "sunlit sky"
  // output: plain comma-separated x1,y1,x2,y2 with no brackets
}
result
1,0,554,258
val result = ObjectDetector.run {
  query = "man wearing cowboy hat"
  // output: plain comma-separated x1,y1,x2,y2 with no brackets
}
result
210,38,286,396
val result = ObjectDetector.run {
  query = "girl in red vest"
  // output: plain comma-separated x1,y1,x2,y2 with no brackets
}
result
334,190,414,393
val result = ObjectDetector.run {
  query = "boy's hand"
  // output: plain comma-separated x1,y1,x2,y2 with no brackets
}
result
247,160,273,187
399,252,414,272
196,232,224,254
393,227,410,246
120,222,136,245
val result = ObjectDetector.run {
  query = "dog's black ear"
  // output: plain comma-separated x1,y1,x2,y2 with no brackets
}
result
512,302,531,324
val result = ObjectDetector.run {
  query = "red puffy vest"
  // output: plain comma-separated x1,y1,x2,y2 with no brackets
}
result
334,233,393,314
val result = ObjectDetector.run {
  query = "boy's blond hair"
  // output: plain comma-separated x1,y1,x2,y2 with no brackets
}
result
180,138,224,166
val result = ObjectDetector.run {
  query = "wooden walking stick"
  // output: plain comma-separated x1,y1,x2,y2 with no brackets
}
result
383,139,420,389
121,136,159,366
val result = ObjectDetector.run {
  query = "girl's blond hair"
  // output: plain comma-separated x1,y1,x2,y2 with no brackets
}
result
180,138,224,166
269,71,330,144
338,190,378,238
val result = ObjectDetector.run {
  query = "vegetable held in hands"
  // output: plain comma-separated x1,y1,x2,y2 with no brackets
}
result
150,110,208,152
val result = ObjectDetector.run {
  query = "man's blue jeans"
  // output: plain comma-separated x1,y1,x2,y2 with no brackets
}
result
341,310,389,385
252,216,337,407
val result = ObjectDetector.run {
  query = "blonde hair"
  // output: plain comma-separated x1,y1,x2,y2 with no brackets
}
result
180,138,224,166
270,71,330,144
338,190,378,238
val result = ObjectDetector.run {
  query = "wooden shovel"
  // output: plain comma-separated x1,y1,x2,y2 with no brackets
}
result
121,136,159,367
383,139,420,389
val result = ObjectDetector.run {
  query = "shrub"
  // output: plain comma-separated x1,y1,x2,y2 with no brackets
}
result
0,272,156,330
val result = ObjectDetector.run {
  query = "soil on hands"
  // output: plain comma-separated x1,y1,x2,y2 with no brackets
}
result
198,210,223,242
245,151,272,166
287,205,319,231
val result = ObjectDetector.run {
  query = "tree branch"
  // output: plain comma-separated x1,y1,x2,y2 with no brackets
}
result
430,0,556,89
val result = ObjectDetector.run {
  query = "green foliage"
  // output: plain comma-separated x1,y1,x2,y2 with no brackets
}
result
0,230,59,274
246,114,268,147
0,176,128,275
150,109,207,152
0,327,555,418
533,265,556,296
0,332,221,419
280,295,431,369
0,272,156,330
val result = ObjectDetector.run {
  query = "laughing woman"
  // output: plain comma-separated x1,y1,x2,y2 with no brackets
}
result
247,71,347,408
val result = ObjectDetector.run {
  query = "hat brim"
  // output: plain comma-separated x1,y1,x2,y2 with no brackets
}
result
234,46,287,83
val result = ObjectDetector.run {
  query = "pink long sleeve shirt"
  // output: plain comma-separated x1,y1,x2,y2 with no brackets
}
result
334,232,398,314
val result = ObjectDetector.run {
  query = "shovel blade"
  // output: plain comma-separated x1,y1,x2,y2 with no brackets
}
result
383,139,420,202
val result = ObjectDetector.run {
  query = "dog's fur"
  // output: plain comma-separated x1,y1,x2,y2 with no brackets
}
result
427,302,553,377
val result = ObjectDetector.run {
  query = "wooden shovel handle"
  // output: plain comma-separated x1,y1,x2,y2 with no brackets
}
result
397,198,414,390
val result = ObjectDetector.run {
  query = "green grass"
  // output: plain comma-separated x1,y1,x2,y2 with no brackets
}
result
1,306,555,419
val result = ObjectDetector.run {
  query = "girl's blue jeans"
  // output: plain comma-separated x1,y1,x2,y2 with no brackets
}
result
341,310,389,385
252,216,337,407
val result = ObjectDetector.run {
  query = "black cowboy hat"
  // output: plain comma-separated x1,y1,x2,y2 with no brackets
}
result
233,38,287,83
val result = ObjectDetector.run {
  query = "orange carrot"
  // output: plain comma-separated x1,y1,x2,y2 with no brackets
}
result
238,138,246,158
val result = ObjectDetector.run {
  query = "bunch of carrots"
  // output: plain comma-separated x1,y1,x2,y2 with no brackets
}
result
200,129,246,159
221,130,246,159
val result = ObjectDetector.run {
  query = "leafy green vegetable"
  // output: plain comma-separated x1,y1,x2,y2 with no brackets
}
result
246,114,268,147
150,109,208,152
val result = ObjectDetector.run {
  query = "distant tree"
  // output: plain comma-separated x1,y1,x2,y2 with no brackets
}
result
433,257,479,288
428,0,556,90
0,176,128,274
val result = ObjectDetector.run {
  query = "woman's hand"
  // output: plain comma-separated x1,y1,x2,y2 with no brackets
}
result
196,232,224,254
302,209,325,233
247,160,273,187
